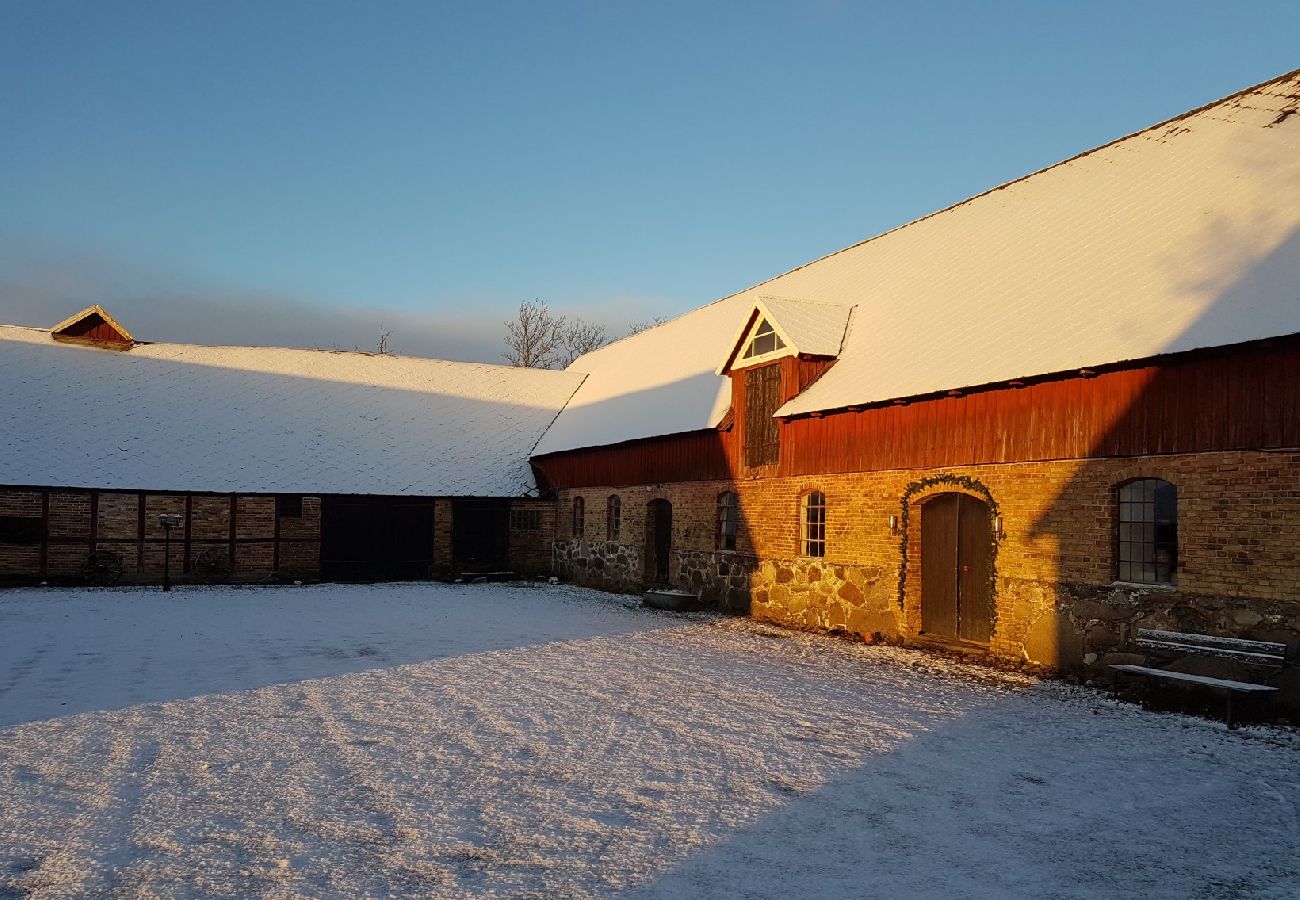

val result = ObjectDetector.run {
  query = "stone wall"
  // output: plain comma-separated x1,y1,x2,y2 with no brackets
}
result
553,538,643,592
553,449,1300,706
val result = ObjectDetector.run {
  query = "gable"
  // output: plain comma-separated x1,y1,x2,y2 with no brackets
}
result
50,305,134,350
731,313,790,369
718,297,854,374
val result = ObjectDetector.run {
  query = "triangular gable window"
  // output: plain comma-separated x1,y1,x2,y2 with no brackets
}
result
741,319,786,360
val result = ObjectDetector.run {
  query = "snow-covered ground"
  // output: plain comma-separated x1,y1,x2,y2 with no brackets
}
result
1,583,1297,899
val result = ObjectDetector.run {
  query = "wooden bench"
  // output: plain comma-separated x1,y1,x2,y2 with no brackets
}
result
1111,629,1288,728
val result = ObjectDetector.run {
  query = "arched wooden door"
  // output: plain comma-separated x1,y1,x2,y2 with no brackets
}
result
920,493,994,643
644,499,672,585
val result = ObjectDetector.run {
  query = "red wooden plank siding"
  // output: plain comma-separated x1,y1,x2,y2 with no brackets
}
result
534,338,1300,490
58,314,129,344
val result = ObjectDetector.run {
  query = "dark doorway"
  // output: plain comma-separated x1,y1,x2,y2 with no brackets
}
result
920,492,994,643
321,495,435,581
644,499,672,585
452,501,510,572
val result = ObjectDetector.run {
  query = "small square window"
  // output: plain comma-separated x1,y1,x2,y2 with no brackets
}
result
276,495,303,518
511,508,542,532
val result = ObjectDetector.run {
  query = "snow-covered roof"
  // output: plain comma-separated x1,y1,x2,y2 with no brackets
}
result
718,297,854,374
532,296,751,456
540,69,1300,452
0,325,584,496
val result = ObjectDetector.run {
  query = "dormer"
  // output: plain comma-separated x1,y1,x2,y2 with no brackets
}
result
50,305,134,350
718,297,854,470
717,296,853,375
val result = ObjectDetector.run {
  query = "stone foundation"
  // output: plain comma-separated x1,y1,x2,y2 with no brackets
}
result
553,538,642,592
553,448,1300,712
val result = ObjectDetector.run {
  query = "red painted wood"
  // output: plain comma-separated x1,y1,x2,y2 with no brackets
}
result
533,338,1300,490
54,313,130,346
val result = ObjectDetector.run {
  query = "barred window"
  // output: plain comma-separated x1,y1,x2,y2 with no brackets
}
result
801,491,826,558
572,496,585,538
1117,479,1177,584
606,495,621,541
717,491,738,551
510,508,542,532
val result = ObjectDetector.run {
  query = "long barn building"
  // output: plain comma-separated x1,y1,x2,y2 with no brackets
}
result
2,70,1299,698
0,308,582,583
530,70,1300,688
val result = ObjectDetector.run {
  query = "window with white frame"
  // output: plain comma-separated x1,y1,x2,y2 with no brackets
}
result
801,490,826,558
741,318,786,360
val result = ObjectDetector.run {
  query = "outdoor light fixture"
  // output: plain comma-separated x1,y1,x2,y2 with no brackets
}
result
993,515,1005,540
888,514,899,534
158,513,183,591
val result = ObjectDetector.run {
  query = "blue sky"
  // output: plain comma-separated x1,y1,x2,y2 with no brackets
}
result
2,1,1298,360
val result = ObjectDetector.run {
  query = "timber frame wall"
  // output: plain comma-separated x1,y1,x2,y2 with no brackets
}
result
0,488,322,584
0,488,560,584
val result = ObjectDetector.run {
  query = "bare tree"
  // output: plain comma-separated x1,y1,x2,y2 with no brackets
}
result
557,318,608,368
503,298,564,368
375,329,393,354
626,316,668,337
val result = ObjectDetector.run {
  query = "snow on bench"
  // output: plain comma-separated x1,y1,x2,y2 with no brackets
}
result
1111,629,1288,727
1109,665,1279,693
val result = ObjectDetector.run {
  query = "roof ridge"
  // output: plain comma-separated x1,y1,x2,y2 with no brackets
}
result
0,321,579,379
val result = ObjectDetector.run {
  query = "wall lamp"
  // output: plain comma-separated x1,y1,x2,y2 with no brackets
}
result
888,514,899,535
993,515,1005,540
159,513,183,591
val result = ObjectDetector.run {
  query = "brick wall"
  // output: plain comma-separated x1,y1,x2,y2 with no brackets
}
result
433,499,454,573
508,499,558,576
0,488,324,585
553,449,1300,702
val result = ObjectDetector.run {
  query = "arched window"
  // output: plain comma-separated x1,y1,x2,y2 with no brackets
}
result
801,490,826,558
606,495,621,541
717,491,738,551
1117,479,1177,584
572,496,585,539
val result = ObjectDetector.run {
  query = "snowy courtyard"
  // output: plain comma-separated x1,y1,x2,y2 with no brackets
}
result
1,583,1297,899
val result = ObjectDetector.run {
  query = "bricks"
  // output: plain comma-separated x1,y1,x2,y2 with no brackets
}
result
0,488,324,584
554,448,1300,674
433,500,454,571
509,500,557,576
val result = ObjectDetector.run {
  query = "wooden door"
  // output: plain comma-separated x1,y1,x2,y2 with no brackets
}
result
920,493,993,642
645,499,672,585
321,495,435,581
452,500,510,572
921,494,960,636
956,496,994,641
